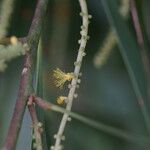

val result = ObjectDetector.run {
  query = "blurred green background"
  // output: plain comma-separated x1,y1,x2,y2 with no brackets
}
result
0,0,150,149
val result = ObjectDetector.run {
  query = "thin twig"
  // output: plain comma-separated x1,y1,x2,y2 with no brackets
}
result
2,0,49,149
130,0,150,134
28,0,49,43
28,95,43,150
130,0,150,82
33,96,150,147
3,52,32,150
53,0,90,149
130,0,144,46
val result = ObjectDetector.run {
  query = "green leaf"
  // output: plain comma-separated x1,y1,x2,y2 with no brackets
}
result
100,0,150,134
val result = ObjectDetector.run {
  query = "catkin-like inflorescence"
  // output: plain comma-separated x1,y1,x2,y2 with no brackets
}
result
0,0,16,38
93,0,129,68
119,0,130,18
93,30,117,68
0,39,27,72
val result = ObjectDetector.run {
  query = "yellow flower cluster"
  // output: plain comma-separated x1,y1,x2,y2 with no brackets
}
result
56,96,67,105
53,68,74,89
53,68,74,105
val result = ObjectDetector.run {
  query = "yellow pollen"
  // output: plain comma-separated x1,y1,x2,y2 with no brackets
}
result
10,36,18,45
64,73,74,81
53,68,74,88
56,96,67,104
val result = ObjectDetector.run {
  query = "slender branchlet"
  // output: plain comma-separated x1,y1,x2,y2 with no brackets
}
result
27,95,43,150
0,0,16,38
2,0,49,149
33,96,150,147
0,37,29,72
129,0,150,67
52,0,90,149
93,0,129,68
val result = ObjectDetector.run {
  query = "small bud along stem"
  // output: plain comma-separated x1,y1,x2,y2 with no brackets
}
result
33,95,150,147
28,95,43,150
53,0,90,149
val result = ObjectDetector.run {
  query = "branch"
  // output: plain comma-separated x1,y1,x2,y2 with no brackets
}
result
3,52,32,150
33,96,150,147
129,0,144,47
28,0,49,45
53,0,90,149
28,95,43,150
130,0,150,77
130,0,150,117
2,0,49,149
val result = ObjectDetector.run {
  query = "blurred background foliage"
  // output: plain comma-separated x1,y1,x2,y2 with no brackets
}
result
0,0,150,150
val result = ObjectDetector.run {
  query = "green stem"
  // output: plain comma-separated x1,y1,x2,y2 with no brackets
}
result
34,96,150,147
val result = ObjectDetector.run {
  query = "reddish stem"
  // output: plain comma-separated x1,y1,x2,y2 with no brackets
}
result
3,0,49,149
130,0,144,46
28,95,43,150
33,96,52,110
3,53,32,150
130,0,150,96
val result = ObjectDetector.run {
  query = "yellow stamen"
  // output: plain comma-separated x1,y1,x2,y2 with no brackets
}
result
53,68,74,88
56,96,67,105
10,36,18,45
